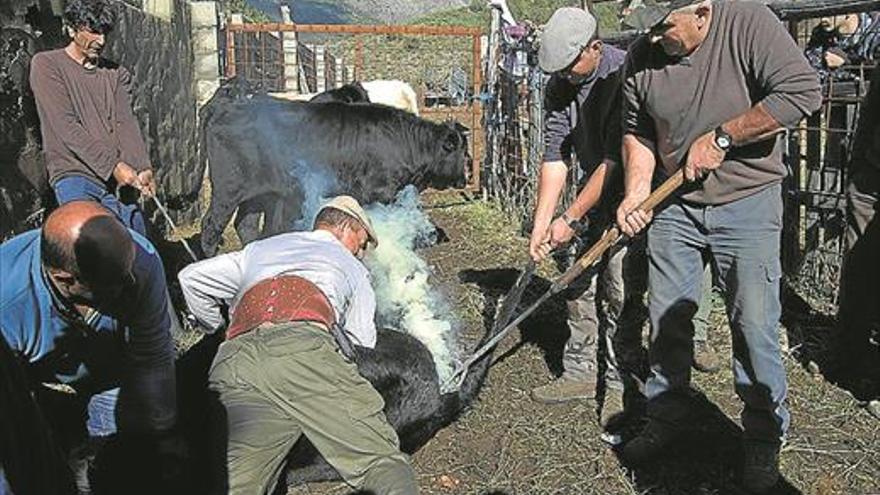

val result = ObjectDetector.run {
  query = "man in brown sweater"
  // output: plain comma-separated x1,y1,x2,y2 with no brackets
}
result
617,0,821,491
30,0,155,236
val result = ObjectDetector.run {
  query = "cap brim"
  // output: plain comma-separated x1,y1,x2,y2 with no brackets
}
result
623,4,671,31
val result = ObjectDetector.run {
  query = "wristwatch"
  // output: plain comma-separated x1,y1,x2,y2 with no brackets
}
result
561,212,580,228
714,125,733,152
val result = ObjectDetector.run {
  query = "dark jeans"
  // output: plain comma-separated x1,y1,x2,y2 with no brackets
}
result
837,177,880,384
645,184,788,443
54,175,146,236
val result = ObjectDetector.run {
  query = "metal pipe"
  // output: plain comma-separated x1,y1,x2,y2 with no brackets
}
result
151,195,199,262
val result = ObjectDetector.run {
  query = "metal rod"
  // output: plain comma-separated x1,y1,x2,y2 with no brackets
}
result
445,169,686,388
151,195,199,262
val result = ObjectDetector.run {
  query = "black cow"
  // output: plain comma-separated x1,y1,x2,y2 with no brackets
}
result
308,81,370,104
193,81,469,256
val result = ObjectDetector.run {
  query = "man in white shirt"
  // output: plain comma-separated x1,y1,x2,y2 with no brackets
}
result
178,195,417,495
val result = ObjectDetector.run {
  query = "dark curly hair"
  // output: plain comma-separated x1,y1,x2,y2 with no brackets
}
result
63,0,115,34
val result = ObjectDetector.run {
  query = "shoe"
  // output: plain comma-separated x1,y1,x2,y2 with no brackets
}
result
742,440,781,493
693,341,721,373
621,417,682,465
600,386,625,429
531,376,597,404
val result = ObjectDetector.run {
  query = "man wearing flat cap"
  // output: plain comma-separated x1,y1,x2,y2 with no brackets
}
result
616,0,821,491
527,6,643,428
179,195,417,494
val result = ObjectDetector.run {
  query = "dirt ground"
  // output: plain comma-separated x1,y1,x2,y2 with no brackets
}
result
285,190,879,495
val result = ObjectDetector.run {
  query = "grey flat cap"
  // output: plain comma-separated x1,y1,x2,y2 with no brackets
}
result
623,0,705,32
538,7,597,73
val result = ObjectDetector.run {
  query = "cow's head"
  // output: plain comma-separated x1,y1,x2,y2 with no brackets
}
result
425,120,469,190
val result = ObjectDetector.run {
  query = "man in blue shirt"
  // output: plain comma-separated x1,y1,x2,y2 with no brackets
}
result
0,201,177,493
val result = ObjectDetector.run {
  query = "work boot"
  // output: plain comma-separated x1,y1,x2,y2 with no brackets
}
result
742,440,781,493
621,416,683,465
693,341,721,373
531,376,597,404
600,386,625,429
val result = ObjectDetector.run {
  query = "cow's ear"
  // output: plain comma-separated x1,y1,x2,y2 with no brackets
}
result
443,129,461,152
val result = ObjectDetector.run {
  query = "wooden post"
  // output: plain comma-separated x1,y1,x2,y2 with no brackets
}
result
355,39,364,80
225,24,236,78
470,33,482,192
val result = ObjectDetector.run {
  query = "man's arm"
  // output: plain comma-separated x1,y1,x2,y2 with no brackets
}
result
178,250,245,332
342,272,378,349
530,161,568,261
115,67,154,195
118,245,176,434
29,54,129,183
685,6,821,181
617,47,658,237
530,77,574,261
616,135,657,237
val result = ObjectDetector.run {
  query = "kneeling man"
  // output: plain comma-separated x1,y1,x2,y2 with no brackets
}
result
179,195,417,495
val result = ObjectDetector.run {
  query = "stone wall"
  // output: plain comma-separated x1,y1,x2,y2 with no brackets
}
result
0,0,214,238
106,0,202,223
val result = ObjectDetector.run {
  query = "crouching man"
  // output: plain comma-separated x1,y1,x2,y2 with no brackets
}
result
179,195,417,495
0,201,179,493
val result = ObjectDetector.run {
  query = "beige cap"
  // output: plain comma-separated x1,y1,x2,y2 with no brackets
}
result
317,195,378,248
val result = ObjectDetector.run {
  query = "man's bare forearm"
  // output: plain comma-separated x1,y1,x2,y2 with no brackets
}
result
722,103,784,147
623,135,655,199
534,161,568,226
566,163,607,221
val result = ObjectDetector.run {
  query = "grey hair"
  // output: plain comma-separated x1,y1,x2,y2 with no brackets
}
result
673,0,712,16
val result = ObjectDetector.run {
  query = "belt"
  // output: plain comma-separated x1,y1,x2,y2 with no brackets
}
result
226,275,336,341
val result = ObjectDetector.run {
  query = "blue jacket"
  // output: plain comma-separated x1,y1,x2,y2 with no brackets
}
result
0,229,176,432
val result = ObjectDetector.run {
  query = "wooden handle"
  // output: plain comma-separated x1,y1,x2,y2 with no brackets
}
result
554,169,685,290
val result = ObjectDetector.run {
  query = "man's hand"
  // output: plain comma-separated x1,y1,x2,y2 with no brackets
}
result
113,161,143,190
824,51,846,69
529,219,553,262
684,130,725,182
137,169,156,197
616,188,652,237
549,216,576,246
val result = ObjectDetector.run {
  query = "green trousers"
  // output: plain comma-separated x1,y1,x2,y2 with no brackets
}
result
208,321,417,495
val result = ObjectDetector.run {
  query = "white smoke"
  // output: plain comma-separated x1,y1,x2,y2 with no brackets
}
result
282,166,460,389
364,186,460,390
286,159,338,231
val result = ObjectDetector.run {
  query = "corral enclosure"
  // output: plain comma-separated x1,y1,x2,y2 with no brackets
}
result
0,0,878,492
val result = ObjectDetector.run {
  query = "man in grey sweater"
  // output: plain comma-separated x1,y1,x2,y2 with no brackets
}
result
617,0,821,491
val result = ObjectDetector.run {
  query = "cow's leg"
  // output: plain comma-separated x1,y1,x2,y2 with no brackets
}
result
234,197,263,246
265,197,287,238
200,190,240,257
